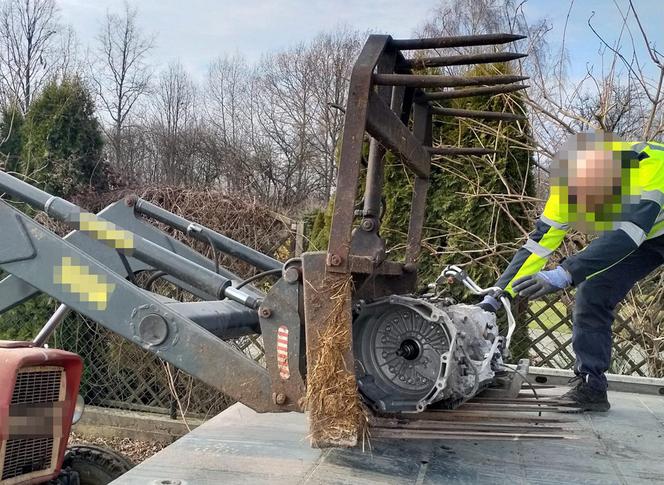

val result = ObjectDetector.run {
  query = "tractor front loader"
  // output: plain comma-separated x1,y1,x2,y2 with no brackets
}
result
0,32,544,485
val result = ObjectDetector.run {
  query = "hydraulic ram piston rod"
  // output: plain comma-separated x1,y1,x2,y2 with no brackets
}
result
133,198,281,272
0,171,261,309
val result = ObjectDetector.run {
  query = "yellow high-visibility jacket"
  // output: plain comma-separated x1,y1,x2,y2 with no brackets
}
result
497,141,664,296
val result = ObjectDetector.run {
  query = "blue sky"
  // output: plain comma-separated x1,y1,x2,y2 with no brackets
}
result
523,0,661,81
59,0,662,81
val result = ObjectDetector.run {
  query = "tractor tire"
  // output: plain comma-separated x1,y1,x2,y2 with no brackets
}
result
62,445,134,485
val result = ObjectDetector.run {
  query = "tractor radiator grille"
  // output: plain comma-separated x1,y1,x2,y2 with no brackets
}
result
11,367,63,405
1,438,54,481
1,366,64,482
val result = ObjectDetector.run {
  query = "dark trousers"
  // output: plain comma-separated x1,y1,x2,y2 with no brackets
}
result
572,236,664,390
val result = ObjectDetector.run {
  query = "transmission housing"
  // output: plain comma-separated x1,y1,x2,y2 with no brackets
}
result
353,295,503,413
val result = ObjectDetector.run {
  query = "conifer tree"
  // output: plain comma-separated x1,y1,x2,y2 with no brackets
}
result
20,77,105,197
0,105,24,173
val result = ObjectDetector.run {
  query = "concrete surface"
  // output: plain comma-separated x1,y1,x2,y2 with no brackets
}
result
73,406,202,445
112,390,664,484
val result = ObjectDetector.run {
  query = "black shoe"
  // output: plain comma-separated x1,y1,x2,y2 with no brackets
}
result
559,376,610,412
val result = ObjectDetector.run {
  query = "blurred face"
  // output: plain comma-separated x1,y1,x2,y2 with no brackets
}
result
550,131,631,233
567,149,621,212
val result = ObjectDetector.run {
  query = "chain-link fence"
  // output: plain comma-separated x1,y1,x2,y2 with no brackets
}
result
51,315,265,419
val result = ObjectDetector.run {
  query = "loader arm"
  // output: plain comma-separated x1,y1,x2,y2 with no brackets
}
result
0,197,282,412
0,197,264,323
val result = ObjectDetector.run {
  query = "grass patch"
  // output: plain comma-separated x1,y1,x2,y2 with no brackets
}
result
527,301,572,334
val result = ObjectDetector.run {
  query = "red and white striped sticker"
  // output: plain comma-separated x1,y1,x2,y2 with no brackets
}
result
276,325,290,380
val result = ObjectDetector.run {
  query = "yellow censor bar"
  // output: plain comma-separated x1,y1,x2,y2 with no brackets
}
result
54,257,116,311
77,212,134,251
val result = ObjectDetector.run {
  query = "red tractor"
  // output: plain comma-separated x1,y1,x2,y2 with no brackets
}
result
0,342,132,484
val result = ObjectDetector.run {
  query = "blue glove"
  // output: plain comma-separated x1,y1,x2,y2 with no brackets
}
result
478,294,501,313
512,267,572,300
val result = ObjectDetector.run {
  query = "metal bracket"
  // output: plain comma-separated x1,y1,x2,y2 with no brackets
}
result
0,210,36,264
258,274,306,411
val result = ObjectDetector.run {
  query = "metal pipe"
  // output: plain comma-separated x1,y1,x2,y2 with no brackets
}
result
363,138,385,217
431,106,525,121
390,33,526,50
0,171,261,309
33,304,70,346
373,74,528,88
165,300,261,338
420,84,528,101
133,198,281,273
225,286,261,309
401,51,527,69
0,171,57,208
426,147,497,156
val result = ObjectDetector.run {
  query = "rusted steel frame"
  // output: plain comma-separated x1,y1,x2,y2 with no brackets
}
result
371,420,566,432
326,35,391,273
401,51,526,69
373,74,528,88
390,33,526,50
301,252,359,446
365,92,429,178
419,84,528,101
458,403,580,413
401,412,574,424
426,146,496,156
370,429,569,440
348,256,403,275
431,106,526,121
350,49,397,262
404,102,432,266
362,50,396,219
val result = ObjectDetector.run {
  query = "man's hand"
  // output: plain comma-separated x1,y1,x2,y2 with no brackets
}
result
512,267,572,300
478,294,501,313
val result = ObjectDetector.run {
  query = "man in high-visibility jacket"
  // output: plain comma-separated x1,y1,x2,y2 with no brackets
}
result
479,131,664,411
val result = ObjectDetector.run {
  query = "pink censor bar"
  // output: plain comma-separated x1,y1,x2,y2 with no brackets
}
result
277,325,290,379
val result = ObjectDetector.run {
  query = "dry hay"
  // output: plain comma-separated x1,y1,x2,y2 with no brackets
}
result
304,273,365,448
